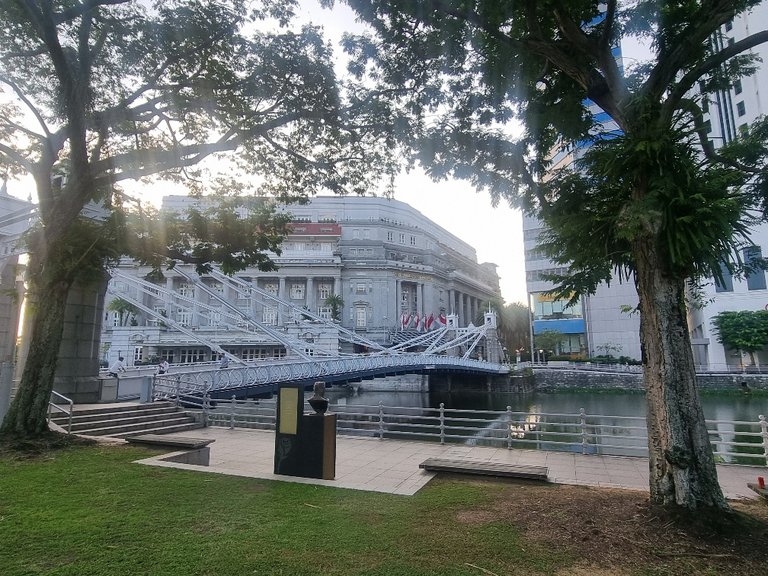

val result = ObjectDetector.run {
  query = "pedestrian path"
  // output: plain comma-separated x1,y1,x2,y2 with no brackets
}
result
133,427,766,499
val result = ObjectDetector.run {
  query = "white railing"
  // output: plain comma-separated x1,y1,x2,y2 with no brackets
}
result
48,391,74,434
151,354,508,396
198,399,768,466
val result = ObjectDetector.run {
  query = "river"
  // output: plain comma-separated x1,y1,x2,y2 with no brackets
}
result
324,384,768,465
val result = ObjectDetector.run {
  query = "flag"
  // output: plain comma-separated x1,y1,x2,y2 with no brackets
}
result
425,313,435,330
438,312,447,325
400,313,410,329
413,313,420,331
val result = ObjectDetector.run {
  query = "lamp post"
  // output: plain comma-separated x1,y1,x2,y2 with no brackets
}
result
540,349,545,365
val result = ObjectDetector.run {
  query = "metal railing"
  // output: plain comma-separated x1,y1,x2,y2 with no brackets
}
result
48,391,74,434
196,398,768,466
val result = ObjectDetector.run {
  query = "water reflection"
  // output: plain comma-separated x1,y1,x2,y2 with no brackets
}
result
325,384,768,465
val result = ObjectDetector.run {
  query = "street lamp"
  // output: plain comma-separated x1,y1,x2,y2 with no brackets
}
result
539,349,545,364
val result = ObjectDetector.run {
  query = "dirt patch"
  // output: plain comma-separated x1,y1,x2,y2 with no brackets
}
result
0,430,96,458
450,478,768,576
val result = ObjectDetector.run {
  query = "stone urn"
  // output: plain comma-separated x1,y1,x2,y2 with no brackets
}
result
308,381,329,415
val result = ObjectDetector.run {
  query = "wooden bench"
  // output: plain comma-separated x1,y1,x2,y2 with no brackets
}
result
419,458,548,481
126,434,215,466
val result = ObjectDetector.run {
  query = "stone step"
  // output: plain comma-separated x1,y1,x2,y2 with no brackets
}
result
50,405,181,426
62,411,189,432
109,421,205,439
76,415,199,437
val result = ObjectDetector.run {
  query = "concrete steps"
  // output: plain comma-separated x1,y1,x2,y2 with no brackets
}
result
50,402,202,438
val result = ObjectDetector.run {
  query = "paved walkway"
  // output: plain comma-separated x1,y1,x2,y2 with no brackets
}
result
133,426,766,499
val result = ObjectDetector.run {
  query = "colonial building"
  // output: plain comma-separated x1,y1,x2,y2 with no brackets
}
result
102,195,501,366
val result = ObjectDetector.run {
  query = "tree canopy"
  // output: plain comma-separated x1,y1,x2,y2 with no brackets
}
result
0,0,397,437
334,0,768,511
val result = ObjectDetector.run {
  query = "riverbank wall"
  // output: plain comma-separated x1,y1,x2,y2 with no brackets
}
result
534,369,768,393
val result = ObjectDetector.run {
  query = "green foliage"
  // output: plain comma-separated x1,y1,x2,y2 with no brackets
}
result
711,310,768,355
535,330,565,354
323,293,344,320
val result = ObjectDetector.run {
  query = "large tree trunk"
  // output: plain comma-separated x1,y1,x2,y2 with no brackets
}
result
634,241,728,510
0,259,73,436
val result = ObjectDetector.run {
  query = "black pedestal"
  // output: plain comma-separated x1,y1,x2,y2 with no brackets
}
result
274,413,337,480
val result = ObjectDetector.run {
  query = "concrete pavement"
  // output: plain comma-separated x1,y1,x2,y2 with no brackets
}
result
133,426,767,500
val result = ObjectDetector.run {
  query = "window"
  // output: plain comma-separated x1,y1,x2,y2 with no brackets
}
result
355,282,367,294
318,306,332,320
363,229,370,239
744,246,766,290
739,124,749,136
725,20,733,31
387,231,394,242
410,235,416,246
209,310,221,326
355,306,367,328
210,282,224,294
703,119,712,134
399,233,405,244
179,348,206,363
263,282,278,296
734,79,743,95
133,346,143,363
319,283,332,300
160,349,174,362
178,283,194,298
737,101,746,117
177,308,192,326
289,283,305,299
715,262,733,293
263,307,278,325
353,229,361,239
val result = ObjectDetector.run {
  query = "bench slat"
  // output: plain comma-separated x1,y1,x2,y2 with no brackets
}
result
419,458,548,480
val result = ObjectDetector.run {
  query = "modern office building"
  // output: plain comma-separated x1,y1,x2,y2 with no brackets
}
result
524,3,768,367
101,195,502,366
687,3,768,370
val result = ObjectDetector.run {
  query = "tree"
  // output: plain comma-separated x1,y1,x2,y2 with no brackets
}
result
106,297,139,327
0,0,395,437
501,302,533,354
336,0,768,511
323,293,344,321
534,330,565,356
711,310,768,367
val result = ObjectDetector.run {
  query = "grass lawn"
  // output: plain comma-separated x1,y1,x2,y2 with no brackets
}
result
1,440,767,575
0,442,562,576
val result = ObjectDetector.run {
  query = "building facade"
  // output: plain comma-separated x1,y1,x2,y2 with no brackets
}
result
102,195,501,366
687,3,768,371
524,4,768,367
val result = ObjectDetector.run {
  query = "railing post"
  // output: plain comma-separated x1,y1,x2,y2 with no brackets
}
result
230,395,236,429
580,408,587,455
66,397,73,434
202,394,210,427
378,401,384,440
506,405,512,450
439,402,445,445
174,375,181,407
760,414,768,466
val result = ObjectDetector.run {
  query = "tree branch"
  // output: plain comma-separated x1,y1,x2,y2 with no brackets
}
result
663,30,768,122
